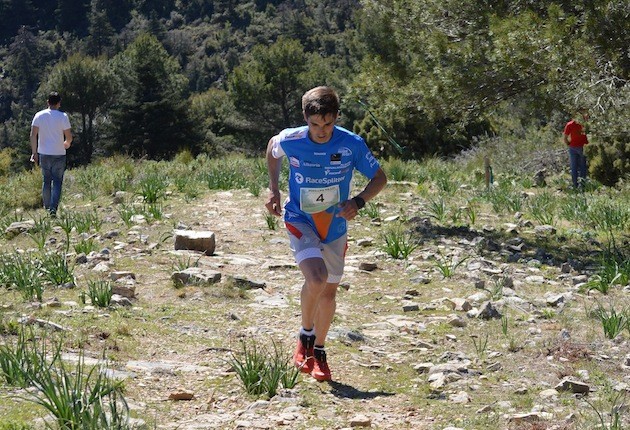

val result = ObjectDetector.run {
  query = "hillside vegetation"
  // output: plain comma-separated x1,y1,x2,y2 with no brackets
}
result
0,154,629,429
0,0,628,184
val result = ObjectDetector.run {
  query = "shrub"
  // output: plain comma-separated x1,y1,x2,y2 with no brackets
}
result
137,172,168,203
0,148,13,179
381,224,418,259
87,280,113,308
40,252,75,287
0,252,44,301
594,304,628,340
0,169,41,212
228,338,300,398
588,136,630,186
528,190,557,225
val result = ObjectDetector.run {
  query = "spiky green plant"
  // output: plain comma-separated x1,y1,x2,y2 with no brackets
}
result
381,224,418,259
426,197,447,223
40,252,74,287
228,338,300,398
433,253,469,279
115,202,137,228
471,333,489,361
361,202,381,220
0,328,61,388
72,210,103,234
528,191,556,225
264,213,278,231
23,350,130,429
87,280,113,308
594,304,628,339
26,214,52,251
137,173,168,204
144,202,163,221
0,252,44,301
74,238,99,255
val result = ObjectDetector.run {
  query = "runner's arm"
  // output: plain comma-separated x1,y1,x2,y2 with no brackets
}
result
266,136,283,217
338,167,387,220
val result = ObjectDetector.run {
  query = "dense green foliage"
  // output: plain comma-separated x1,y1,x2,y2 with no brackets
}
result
0,0,628,184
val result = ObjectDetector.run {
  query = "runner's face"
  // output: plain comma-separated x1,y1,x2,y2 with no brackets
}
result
305,113,337,144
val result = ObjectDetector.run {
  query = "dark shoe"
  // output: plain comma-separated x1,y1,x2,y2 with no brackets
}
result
311,347,332,381
49,209,57,218
293,332,315,373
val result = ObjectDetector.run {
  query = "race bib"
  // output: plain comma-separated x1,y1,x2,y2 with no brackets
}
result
300,186,340,214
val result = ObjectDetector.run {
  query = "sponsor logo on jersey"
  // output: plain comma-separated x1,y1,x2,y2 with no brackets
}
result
324,162,352,175
339,147,352,156
314,152,326,156
330,153,341,165
295,173,304,184
303,161,321,167
289,157,300,168
305,176,345,185
365,152,378,168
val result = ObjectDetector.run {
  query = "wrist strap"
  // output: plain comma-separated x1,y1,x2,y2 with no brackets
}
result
352,196,366,210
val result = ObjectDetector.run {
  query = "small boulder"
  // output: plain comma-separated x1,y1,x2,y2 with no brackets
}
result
168,389,194,401
174,230,216,256
477,301,502,319
555,378,590,394
171,268,221,286
4,220,36,238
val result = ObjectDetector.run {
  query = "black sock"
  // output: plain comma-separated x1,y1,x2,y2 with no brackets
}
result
314,345,326,361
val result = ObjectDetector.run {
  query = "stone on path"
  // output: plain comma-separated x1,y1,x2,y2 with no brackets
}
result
477,301,502,319
168,389,194,401
110,271,136,281
171,268,221,286
555,378,590,394
112,284,136,299
174,230,216,256
226,275,266,289
449,391,471,403
4,220,35,238
349,414,371,427
359,262,378,271
445,297,472,312
507,412,550,424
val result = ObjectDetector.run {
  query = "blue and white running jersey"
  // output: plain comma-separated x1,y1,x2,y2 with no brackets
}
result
270,125,380,243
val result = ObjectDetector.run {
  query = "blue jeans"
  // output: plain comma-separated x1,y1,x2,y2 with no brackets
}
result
39,154,66,213
568,146,587,189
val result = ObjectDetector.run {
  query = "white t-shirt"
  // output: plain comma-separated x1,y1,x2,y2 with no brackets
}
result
31,108,71,155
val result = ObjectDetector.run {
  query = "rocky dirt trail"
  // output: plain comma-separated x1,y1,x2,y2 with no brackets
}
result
2,185,630,430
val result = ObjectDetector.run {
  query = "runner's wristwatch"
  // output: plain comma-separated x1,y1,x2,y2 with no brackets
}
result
352,196,366,210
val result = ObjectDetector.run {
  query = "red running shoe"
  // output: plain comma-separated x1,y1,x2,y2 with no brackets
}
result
293,333,315,373
311,348,332,381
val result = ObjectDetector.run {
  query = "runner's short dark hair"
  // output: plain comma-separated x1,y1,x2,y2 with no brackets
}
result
302,87,340,118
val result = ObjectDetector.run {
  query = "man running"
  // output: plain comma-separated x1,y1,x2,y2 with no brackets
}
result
265,86,387,381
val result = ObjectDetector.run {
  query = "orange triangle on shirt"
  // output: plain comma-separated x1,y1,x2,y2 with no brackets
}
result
311,210,335,241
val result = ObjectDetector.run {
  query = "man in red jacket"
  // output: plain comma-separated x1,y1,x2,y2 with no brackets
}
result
563,107,589,190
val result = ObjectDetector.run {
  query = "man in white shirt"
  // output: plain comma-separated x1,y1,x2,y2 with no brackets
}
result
30,92,72,216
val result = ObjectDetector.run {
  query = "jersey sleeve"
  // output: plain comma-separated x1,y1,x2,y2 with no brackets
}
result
354,138,380,179
270,134,285,159
63,113,71,130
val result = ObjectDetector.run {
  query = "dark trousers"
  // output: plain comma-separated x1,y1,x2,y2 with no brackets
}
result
39,154,66,212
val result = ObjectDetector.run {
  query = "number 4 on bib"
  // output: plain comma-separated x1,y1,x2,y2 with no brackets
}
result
300,186,340,213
